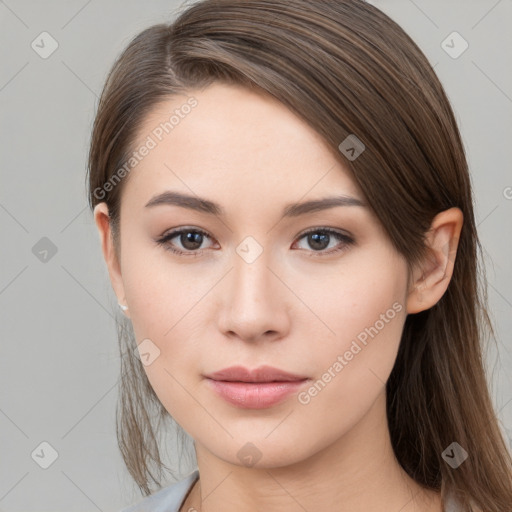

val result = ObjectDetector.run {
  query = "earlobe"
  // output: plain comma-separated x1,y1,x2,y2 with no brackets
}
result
93,203,129,317
406,207,463,314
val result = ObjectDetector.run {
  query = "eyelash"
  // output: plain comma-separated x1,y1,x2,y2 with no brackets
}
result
155,227,354,258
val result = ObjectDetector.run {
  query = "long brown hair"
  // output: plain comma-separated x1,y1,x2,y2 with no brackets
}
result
86,1,512,509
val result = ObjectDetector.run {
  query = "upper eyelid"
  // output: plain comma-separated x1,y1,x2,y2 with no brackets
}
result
159,226,353,247
159,225,351,238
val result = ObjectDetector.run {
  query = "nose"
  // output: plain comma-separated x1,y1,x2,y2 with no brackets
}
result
217,247,291,344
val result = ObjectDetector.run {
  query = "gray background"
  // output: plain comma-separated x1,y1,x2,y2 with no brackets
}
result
1,0,511,510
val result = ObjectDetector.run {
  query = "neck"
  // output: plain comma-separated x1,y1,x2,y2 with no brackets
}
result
182,391,441,512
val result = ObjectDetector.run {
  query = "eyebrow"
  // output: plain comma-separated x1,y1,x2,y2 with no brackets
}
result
145,190,366,218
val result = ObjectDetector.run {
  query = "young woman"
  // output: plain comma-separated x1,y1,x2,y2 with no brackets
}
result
87,1,512,511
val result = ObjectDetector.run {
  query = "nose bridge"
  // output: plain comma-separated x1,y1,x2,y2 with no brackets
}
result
217,236,290,341
234,247,273,301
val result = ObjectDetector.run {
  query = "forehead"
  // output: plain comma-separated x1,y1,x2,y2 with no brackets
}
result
122,83,363,211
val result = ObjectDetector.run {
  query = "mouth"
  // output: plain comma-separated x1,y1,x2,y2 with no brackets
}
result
205,365,309,383
204,365,310,409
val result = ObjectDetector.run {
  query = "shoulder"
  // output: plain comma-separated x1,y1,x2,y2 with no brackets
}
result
120,470,199,512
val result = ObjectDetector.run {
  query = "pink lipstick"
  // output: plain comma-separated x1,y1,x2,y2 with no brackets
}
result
204,365,310,409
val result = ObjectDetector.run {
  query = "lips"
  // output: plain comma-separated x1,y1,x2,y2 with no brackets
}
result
205,365,308,383
204,365,310,409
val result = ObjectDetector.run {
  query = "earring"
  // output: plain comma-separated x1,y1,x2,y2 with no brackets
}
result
118,303,129,311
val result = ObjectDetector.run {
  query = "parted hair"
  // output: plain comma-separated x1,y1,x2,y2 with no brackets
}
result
87,1,512,510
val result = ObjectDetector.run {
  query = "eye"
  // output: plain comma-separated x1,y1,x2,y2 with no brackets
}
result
156,227,215,257
156,226,354,258
292,228,354,257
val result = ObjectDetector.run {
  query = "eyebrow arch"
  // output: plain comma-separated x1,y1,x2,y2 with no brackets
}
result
144,190,366,218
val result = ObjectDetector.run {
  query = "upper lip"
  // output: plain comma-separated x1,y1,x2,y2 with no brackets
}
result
205,365,309,383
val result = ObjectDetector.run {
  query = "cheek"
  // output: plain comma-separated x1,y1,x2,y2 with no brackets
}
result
300,253,408,401
119,234,196,335
302,251,407,353
118,241,212,412
140,354,202,427
292,276,406,444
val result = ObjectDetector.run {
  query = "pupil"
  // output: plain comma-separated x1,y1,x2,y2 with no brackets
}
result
309,232,329,250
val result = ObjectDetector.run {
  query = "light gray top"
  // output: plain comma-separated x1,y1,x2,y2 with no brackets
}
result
120,470,462,511
120,470,200,512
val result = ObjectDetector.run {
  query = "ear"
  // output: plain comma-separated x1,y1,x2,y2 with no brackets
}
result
406,207,463,314
94,203,130,318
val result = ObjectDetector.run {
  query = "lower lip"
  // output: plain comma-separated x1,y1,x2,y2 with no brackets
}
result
206,379,309,409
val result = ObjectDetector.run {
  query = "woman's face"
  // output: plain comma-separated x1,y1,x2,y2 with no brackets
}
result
99,82,412,468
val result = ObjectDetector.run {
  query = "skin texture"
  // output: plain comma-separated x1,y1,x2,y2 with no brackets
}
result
94,83,463,512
